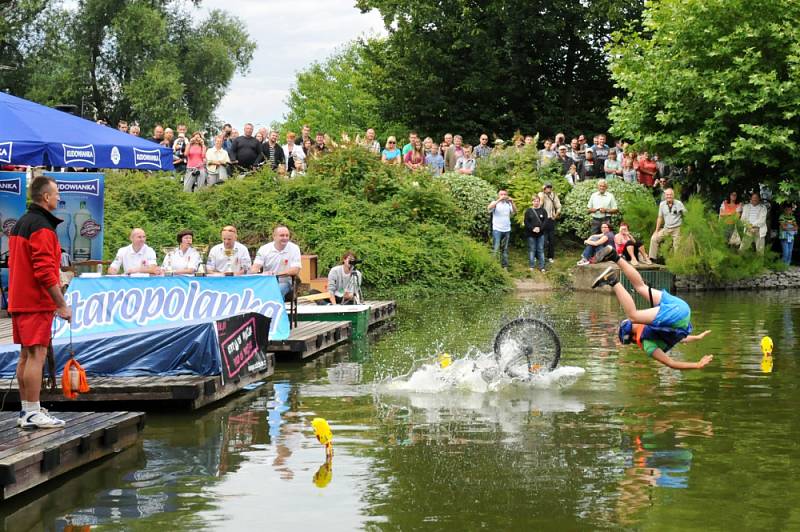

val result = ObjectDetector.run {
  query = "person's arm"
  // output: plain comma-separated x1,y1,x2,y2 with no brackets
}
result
404,151,415,170
587,194,596,214
524,209,533,233
488,199,498,212
133,249,159,274
654,213,664,233
31,233,71,319
652,348,713,370
327,268,339,305
607,195,619,214
107,251,123,274
237,248,252,275
681,330,711,343
509,198,517,214
755,206,768,229
45,285,71,320
206,248,219,273
229,139,239,164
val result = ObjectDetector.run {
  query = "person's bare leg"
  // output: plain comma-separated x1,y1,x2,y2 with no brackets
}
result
17,348,29,401
626,245,639,265
617,257,662,306
611,282,660,324
21,345,46,403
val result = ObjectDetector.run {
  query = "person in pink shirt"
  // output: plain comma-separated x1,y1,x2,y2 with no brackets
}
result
184,132,207,192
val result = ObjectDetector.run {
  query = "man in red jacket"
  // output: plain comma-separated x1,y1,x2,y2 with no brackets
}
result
9,176,72,429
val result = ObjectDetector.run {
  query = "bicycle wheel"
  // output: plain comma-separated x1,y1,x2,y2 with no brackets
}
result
493,318,561,375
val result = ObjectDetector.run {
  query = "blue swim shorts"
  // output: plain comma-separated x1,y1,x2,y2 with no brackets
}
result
651,290,691,329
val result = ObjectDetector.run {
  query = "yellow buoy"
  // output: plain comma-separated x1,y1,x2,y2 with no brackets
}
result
312,417,334,457
313,459,333,488
760,336,774,373
438,353,452,369
760,336,773,356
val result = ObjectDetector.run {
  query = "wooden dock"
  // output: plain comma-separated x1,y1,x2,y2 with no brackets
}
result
270,301,396,358
366,300,397,327
268,320,352,358
0,360,274,411
0,411,145,501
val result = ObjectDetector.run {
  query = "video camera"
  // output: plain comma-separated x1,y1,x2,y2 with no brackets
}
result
347,258,363,266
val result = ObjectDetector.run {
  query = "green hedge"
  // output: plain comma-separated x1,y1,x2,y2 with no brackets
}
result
435,172,497,238
103,146,509,294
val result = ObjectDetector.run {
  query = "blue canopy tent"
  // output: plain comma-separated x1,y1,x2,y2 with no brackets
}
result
0,92,173,170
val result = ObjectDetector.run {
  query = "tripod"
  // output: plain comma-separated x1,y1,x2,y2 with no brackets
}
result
343,264,363,305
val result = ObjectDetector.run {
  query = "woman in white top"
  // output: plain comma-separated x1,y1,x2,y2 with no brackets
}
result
164,229,201,275
206,135,231,185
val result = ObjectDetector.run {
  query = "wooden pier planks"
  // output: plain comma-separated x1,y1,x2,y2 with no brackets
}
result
365,300,397,327
0,354,274,410
0,411,145,500
268,320,351,358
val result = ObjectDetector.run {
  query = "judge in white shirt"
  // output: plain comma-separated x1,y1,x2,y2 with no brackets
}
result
207,225,252,275
163,229,201,275
740,192,769,253
108,228,158,274
206,135,231,185
250,225,302,297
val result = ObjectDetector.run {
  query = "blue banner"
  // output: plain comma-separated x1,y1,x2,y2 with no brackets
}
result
53,275,290,341
45,172,105,262
0,171,28,307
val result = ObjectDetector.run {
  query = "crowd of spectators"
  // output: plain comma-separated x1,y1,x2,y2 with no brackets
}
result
110,119,798,268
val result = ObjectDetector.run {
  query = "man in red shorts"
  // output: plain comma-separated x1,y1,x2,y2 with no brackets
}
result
9,176,72,429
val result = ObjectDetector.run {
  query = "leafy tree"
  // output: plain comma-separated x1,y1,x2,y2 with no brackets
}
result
609,0,800,202
281,42,406,141
2,0,255,131
0,0,52,94
355,0,643,141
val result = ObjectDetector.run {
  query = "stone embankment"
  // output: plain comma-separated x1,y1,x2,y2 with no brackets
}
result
674,267,800,291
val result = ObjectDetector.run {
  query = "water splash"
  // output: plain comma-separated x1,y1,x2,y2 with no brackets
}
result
382,348,584,394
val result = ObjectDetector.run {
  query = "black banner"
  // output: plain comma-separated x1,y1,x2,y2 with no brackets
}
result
216,312,272,381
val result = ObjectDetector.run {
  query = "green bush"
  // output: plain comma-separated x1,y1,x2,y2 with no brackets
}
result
665,197,783,281
559,180,657,239
436,172,497,238
474,142,540,189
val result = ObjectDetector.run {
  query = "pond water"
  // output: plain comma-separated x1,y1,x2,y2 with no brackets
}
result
3,290,800,531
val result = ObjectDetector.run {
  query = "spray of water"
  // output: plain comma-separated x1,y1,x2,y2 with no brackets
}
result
381,346,585,394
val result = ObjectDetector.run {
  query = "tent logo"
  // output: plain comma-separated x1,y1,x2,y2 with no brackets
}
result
62,144,96,165
133,147,162,169
110,146,121,166
57,179,100,196
0,142,12,164
0,177,21,194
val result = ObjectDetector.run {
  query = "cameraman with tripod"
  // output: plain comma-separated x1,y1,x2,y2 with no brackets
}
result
327,251,363,305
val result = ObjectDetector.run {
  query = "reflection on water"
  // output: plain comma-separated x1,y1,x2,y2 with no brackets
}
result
3,290,800,531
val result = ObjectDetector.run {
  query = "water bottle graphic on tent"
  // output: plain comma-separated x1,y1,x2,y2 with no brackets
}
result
72,201,100,261
54,200,72,260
